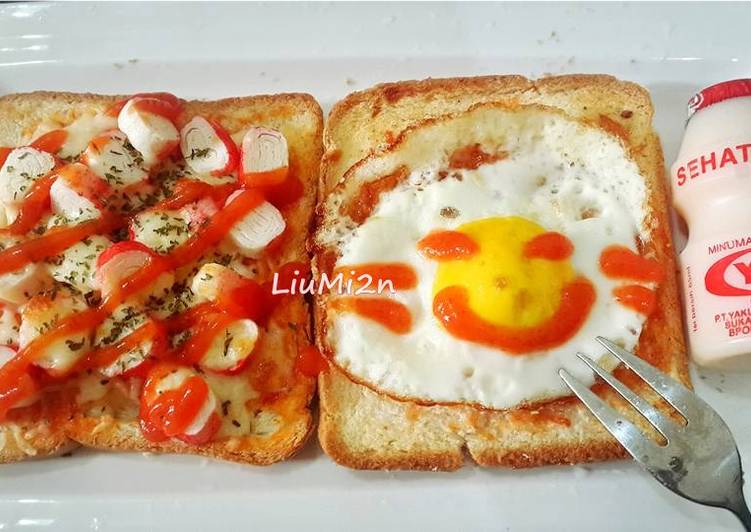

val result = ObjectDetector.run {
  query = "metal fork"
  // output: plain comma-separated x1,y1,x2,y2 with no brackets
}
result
559,336,751,530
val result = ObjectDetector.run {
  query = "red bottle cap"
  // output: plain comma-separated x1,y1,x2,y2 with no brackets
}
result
688,79,751,119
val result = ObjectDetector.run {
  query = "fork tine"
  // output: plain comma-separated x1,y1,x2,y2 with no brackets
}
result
558,368,658,462
576,353,677,440
595,336,696,417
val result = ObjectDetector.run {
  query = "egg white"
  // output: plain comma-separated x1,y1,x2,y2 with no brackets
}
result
329,116,650,409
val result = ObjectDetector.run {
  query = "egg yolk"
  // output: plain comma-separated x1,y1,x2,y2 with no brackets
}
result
432,217,575,328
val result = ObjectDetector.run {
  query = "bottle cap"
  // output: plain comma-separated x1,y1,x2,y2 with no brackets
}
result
688,79,751,119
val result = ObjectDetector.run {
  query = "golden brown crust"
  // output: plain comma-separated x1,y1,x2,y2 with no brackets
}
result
0,389,77,464
315,74,688,471
0,90,323,465
67,400,313,465
472,438,628,468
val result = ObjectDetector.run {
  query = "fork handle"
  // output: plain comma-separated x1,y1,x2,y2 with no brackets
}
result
728,491,751,531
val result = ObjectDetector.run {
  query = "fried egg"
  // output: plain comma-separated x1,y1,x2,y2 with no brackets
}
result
320,105,656,409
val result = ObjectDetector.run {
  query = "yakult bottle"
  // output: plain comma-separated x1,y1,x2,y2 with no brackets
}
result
672,79,751,369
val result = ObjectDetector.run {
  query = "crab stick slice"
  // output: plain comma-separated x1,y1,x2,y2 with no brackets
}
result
239,127,289,187
188,265,261,373
198,319,258,374
140,364,220,444
225,191,285,257
190,263,271,321
49,163,112,223
81,129,149,188
107,92,182,119
0,147,56,207
0,346,39,409
94,304,165,378
190,263,246,302
19,291,91,377
94,241,174,302
118,98,180,167
180,117,239,176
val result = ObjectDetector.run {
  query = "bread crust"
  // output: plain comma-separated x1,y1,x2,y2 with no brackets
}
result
314,75,689,470
0,389,77,464
0,90,323,464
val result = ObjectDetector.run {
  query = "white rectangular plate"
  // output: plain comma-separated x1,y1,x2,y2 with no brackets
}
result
0,3,749,531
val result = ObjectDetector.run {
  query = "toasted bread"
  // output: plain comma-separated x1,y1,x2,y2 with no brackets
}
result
0,389,76,464
0,91,323,464
313,75,689,470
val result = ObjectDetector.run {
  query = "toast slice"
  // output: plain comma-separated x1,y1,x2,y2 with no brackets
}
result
314,75,689,470
0,389,76,464
0,91,322,464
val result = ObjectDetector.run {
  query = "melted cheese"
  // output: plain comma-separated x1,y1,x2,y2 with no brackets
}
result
46,235,111,293
19,291,91,375
94,304,153,377
0,147,55,206
251,410,281,437
9,423,37,456
204,373,258,437
0,307,19,347
131,209,191,254
76,373,110,404
0,262,53,306
56,113,118,160
91,415,115,435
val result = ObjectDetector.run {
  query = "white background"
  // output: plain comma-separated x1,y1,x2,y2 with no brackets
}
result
0,2,750,531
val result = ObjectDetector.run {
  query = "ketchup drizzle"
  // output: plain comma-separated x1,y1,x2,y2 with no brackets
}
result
0,189,265,418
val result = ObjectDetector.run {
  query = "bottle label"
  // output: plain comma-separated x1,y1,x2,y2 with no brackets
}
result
683,236,751,342
672,140,751,188
705,246,751,296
